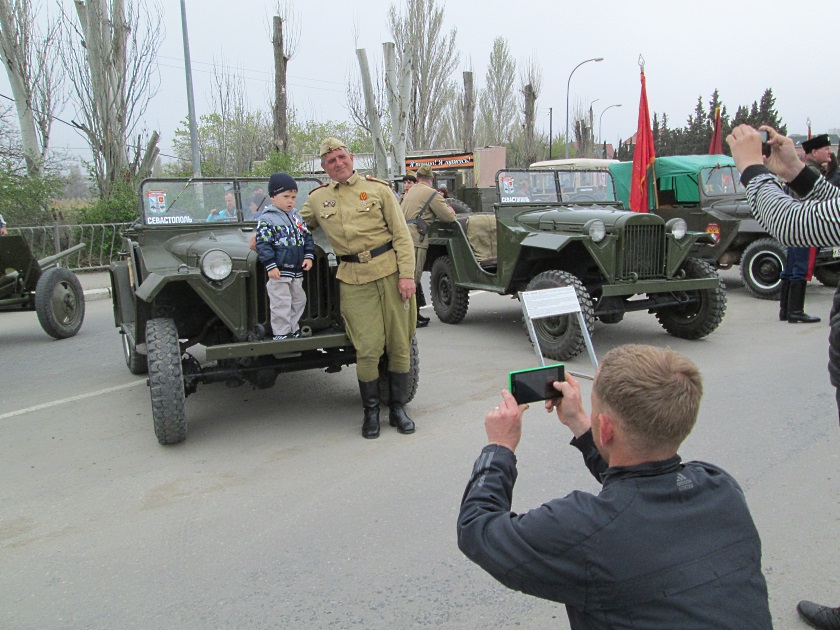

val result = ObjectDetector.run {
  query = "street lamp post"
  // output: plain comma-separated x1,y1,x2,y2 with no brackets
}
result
598,103,622,147
565,57,603,159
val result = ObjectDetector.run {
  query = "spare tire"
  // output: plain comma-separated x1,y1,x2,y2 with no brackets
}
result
446,198,472,215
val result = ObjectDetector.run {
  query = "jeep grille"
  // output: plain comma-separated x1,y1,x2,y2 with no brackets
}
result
619,223,665,279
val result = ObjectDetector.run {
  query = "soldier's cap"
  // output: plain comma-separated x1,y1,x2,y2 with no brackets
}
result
802,134,830,153
402,172,417,183
319,137,348,157
416,164,434,178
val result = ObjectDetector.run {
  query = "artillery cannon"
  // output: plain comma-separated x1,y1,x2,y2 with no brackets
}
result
0,234,86,338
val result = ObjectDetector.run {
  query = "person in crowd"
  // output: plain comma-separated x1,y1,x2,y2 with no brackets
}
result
207,190,239,222
255,173,314,341
457,344,772,629
300,138,417,439
401,164,456,328
0,213,7,236
777,134,831,323
728,123,840,629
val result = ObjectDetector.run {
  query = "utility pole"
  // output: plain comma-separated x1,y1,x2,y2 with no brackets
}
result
179,0,201,177
549,107,553,159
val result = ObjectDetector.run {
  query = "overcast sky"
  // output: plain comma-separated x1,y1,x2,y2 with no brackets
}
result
8,0,840,164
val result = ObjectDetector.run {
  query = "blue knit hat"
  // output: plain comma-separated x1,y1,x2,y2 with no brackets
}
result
268,172,297,196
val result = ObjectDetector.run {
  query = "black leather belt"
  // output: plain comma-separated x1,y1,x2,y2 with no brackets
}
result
339,241,393,263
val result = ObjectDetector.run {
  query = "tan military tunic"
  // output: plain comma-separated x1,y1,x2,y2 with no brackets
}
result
301,172,416,380
301,172,415,284
401,182,457,284
401,183,457,251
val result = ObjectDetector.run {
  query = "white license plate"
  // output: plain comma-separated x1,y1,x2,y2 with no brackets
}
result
833,247,840,258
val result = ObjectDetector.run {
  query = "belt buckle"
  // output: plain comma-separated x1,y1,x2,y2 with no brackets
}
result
358,250,372,263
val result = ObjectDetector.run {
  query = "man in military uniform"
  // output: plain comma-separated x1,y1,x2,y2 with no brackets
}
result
300,138,417,439
401,164,457,327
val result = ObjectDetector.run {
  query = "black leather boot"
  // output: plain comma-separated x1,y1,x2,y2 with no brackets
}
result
796,600,840,629
388,371,416,434
788,280,821,324
358,379,381,439
779,279,790,321
416,300,430,328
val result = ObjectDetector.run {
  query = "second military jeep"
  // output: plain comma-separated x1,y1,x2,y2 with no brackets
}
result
610,155,840,299
110,177,419,445
424,168,726,360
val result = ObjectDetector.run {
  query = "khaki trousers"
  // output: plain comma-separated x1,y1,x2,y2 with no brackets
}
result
340,272,416,381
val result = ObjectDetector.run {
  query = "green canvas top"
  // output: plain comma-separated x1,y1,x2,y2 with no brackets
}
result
610,155,737,209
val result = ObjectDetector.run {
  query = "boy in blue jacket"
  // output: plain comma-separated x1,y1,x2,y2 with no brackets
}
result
256,173,315,340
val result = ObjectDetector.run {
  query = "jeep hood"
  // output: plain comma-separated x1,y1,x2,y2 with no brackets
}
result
516,206,663,231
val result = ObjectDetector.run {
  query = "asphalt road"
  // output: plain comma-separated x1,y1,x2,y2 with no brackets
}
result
2,272,839,629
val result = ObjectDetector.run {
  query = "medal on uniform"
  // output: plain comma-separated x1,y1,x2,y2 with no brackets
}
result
360,192,367,201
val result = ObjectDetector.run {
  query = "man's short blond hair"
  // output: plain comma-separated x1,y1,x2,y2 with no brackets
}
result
593,344,702,452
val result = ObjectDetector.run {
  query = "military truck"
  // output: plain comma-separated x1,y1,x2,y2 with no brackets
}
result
610,155,840,299
424,168,726,360
110,177,419,445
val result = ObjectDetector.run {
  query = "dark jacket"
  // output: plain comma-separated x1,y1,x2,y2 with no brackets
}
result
457,432,772,629
255,206,315,278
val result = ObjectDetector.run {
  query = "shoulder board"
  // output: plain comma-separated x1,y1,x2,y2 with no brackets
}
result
364,175,390,186
307,182,329,196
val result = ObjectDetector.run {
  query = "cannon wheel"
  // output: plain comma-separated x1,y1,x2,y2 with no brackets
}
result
146,318,187,445
35,267,86,339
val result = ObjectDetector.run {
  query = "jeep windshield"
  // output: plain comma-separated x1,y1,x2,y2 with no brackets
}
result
699,165,746,197
497,169,617,204
140,178,322,226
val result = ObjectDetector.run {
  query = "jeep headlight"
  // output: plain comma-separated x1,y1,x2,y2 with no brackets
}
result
200,249,233,281
586,220,606,243
667,218,688,241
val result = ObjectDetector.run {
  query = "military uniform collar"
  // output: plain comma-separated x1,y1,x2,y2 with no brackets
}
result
331,171,359,187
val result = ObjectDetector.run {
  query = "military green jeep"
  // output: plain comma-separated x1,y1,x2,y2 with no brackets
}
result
425,168,726,360
610,155,840,298
110,177,418,445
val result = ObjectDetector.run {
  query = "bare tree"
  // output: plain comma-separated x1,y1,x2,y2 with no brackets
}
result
383,41,411,176
0,0,63,175
387,0,458,150
199,62,273,175
572,100,595,158
356,48,388,178
271,1,299,155
60,0,161,198
518,57,542,166
476,37,517,146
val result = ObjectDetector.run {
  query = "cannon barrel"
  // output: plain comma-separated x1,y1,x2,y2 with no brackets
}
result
38,242,86,269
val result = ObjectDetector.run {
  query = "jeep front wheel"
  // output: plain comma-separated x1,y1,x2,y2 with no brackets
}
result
430,256,469,323
146,318,187,445
656,258,726,340
740,238,786,299
524,270,594,361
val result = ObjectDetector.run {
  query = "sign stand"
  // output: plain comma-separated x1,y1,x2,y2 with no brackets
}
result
519,286,598,380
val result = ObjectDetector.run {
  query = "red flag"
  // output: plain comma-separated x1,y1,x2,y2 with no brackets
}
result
630,71,656,212
708,106,722,154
